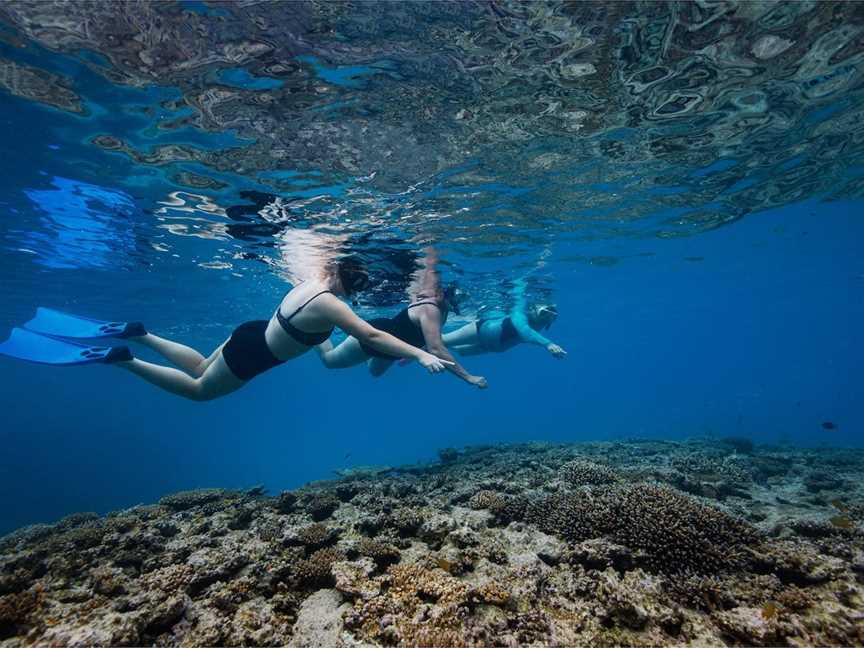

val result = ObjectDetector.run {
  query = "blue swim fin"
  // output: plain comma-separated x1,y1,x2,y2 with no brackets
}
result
0,328,132,365
23,307,146,339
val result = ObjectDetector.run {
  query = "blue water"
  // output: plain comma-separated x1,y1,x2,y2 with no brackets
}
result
0,2,862,536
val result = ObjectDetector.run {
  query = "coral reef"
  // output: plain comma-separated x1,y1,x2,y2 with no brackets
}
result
1,439,864,646
559,458,621,486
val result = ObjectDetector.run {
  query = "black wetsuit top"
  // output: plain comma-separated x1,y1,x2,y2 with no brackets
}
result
360,301,446,360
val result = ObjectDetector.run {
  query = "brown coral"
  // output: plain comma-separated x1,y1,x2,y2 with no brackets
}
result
468,490,527,523
356,537,401,569
159,488,226,511
607,484,759,575
293,547,344,589
521,484,758,575
559,459,621,486
0,588,42,640
293,523,338,549
302,492,340,521
348,565,458,645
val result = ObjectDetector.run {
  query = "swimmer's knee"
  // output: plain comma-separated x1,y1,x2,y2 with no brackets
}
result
186,381,218,402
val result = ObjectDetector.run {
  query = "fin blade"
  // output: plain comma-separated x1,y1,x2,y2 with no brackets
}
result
24,307,128,339
0,328,112,365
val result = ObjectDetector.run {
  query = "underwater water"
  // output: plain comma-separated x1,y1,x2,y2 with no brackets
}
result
0,2,863,645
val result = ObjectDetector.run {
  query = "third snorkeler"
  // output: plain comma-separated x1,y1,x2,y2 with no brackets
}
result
442,277,567,359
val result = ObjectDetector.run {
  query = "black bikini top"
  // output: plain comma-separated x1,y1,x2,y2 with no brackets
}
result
276,290,335,346
407,299,448,319
404,300,448,326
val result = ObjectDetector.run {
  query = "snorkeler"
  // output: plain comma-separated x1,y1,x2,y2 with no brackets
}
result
0,256,454,401
316,248,488,389
442,277,567,358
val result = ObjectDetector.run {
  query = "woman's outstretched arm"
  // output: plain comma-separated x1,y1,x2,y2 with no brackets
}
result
417,305,487,388
509,277,567,357
509,277,549,345
317,295,453,373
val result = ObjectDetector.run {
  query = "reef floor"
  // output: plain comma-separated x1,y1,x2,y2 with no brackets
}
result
2,438,864,646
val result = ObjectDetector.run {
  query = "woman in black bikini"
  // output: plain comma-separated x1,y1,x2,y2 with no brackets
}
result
111,257,453,400
316,248,487,389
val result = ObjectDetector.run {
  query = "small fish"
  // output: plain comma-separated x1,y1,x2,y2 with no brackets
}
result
761,601,778,621
436,557,455,573
821,421,838,430
830,515,854,530
830,499,849,513
343,452,352,460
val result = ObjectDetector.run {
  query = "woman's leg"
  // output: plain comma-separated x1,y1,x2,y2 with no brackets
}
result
442,322,480,347
130,333,212,377
316,336,370,369
448,344,486,357
115,350,244,401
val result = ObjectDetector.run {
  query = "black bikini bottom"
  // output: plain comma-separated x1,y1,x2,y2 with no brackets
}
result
222,320,285,381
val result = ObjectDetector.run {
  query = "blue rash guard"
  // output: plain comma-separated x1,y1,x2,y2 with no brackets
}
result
476,312,551,352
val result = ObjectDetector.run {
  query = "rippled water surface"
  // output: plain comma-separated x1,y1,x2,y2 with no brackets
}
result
1,0,863,310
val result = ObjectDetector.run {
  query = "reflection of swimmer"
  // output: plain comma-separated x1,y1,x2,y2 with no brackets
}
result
442,278,566,359
1,251,452,401
317,248,488,389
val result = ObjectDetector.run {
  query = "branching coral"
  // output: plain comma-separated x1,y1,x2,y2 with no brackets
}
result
159,489,226,511
346,563,511,646
476,484,758,576
0,588,42,640
468,490,527,523
356,538,401,569
293,547,344,589
301,492,340,521
293,523,338,549
559,459,621,486
606,484,759,575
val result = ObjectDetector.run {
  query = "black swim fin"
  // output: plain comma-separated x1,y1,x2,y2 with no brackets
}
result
0,328,132,365
23,307,146,339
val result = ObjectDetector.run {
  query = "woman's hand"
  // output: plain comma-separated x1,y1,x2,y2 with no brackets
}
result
418,351,454,373
547,343,567,359
468,375,488,389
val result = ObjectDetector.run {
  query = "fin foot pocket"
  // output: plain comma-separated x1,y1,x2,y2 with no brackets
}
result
104,346,133,363
25,308,146,339
117,322,147,338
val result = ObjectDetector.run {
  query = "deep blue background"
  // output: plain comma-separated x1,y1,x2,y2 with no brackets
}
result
1,197,861,535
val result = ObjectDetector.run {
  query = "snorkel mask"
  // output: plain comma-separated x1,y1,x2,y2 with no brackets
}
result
536,304,558,330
